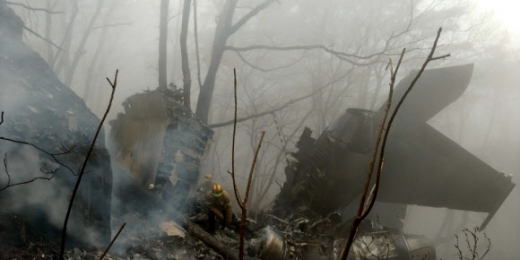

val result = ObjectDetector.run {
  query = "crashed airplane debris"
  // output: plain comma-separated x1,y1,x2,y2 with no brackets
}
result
272,64,515,229
108,85,213,215
103,63,515,260
0,2,515,258
259,64,515,259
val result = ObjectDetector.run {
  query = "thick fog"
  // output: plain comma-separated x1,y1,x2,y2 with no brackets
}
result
3,0,520,259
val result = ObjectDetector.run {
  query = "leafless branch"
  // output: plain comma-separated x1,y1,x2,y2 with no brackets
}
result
230,68,242,204
226,44,384,65
21,25,63,50
5,1,63,14
341,27,449,260
234,50,304,72
50,0,78,68
0,153,57,192
229,69,266,260
92,22,132,31
455,227,491,260
481,232,491,259
98,223,126,260
367,28,447,215
238,131,265,260
252,109,313,210
1,154,11,191
0,136,76,176
0,111,4,125
209,69,353,128
229,0,277,35
193,0,202,87
60,70,118,259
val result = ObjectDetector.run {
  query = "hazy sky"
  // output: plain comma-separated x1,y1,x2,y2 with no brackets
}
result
478,0,520,40
3,1,519,258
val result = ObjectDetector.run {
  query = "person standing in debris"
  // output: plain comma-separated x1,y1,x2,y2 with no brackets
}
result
197,174,214,194
205,184,233,234
188,174,215,216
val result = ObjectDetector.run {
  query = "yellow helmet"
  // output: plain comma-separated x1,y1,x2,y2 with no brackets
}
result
212,184,223,197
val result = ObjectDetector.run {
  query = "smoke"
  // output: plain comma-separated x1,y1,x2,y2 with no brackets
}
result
1,0,520,258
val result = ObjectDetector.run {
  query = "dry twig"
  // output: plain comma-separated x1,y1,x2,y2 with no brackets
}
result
98,223,126,260
59,70,119,259
0,136,76,175
5,1,63,14
454,227,491,260
229,69,266,260
340,27,449,260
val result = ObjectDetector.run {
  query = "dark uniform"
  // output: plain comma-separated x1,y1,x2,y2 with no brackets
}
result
206,184,233,234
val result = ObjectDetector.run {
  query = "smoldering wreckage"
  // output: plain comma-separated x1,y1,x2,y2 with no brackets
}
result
0,4,516,260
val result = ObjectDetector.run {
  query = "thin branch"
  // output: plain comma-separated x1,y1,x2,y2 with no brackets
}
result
22,25,62,50
92,22,132,31
228,69,266,260
226,44,385,65
5,1,63,14
234,51,304,72
230,69,242,205
229,0,277,35
367,29,446,215
0,111,4,125
1,154,11,191
339,49,403,260
430,54,451,61
340,28,448,260
209,69,353,128
239,131,265,260
0,153,56,192
98,223,126,260
0,136,76,176
193,0,202,87
252,109,313,210
481,232,491,259
60,70,118,259
51,0,78,68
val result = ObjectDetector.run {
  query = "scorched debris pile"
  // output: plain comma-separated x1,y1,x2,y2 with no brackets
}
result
108,85,213,216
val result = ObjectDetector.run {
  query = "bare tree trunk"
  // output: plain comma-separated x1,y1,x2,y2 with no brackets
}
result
83,1,119,103
180,0,192,109
192,0,202,88
53,0,78,74
63,0,104,87
193,0,277,123
44,0,58,62
158,0,169,89
195,0,238,123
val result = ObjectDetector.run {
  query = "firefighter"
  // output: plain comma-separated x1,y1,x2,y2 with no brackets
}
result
206,184,233,234
197,174,214,194
190,174,215,215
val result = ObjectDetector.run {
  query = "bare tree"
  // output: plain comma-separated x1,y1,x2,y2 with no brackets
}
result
194,0,278,123
158,0,170,89
180,0,192,108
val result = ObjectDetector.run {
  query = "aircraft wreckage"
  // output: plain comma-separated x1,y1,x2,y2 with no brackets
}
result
0,2,514,258
109,64,515,259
